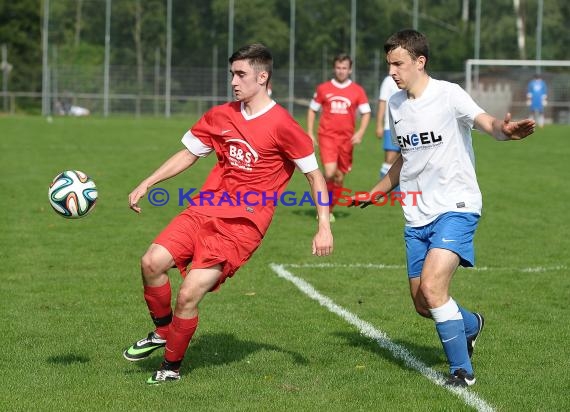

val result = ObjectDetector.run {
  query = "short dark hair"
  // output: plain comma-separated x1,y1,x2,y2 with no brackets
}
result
229,43,273,82
333,53,352,68
384,29,429,65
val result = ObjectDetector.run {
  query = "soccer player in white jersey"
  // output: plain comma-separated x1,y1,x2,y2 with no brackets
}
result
351,29,535,387
376,75,401,180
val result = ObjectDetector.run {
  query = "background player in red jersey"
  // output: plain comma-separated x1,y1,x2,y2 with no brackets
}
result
307,53,371,221
124,43,333,384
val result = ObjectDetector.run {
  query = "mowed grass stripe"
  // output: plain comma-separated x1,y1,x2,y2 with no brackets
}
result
283,262,568,273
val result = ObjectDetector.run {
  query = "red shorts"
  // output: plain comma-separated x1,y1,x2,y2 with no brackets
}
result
153,208,263,290
318,135,353,174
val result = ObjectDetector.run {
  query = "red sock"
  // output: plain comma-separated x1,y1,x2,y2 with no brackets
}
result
332,183,343,213
326,180,335,213
164,315,199,364
144,281,172,338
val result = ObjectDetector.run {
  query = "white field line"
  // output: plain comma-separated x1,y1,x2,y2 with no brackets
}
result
270,263,495,412
284,262,567,273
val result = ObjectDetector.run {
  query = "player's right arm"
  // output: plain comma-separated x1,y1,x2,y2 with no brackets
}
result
304,168,333,256
129,149,199,213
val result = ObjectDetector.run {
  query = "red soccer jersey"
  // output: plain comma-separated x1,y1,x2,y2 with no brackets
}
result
310,79,370,140
183,100,317,235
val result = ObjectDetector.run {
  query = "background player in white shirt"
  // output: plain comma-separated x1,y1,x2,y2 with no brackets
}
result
352,29,535,387
375,75,400,180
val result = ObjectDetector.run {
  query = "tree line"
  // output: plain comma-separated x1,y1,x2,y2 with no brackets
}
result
1,0,568,94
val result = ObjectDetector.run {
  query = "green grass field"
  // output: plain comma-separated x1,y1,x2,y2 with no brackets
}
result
1,115,569,411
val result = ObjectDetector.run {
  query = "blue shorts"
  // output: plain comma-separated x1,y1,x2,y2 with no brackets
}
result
404,212,480,278
383,129,401,152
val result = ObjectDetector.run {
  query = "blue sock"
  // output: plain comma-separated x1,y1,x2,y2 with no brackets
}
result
435,319,473,375
458,306,478,337
430,298,473,375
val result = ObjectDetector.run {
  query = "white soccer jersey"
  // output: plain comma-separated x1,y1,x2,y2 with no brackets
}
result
388,78,486,227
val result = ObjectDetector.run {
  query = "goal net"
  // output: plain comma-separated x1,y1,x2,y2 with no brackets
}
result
465,59,570,125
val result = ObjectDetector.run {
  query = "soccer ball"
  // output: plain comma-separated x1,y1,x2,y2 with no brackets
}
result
48,170,98,218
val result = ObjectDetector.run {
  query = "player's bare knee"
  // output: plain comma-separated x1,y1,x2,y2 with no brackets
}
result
418,283,441,308
140,252,154,274
175,287,200,311
140,251,165,279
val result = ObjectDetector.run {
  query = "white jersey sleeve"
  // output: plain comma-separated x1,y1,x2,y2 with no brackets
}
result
181,131,214,157
358,102,372,114
450,83,485,128
293,153,319,173
309,99,322,112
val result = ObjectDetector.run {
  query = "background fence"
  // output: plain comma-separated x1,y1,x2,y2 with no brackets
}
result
2,64,569,123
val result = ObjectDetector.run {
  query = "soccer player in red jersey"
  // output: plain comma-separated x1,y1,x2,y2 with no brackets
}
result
124,44,333,384
307,53,371,221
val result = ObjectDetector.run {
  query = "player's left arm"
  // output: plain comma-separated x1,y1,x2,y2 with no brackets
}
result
304,169,333,256
307,108,318,145
352,109,371,145
474,112,536,142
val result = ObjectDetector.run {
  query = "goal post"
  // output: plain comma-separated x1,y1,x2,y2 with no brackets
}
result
465,59,570,124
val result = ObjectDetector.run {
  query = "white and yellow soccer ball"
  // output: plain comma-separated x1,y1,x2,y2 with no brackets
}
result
48,170,98,218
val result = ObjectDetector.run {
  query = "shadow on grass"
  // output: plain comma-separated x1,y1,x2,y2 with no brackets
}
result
291,209,350,220
333,330,445,371
47,353,90,365
127,332,309,373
